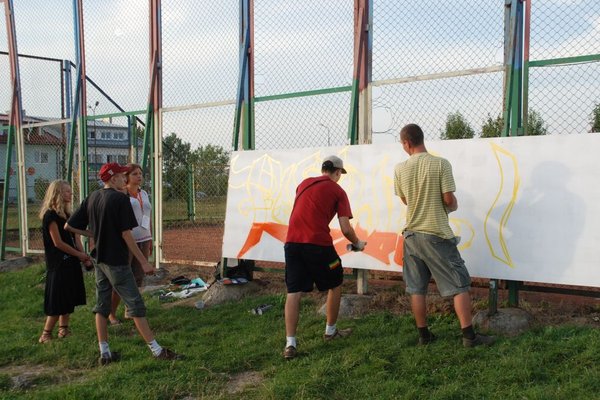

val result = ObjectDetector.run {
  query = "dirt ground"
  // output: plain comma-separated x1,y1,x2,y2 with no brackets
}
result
6,224,600,326
154,262,600,328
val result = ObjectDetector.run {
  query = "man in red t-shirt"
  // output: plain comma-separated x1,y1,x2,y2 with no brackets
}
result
283,155,367,360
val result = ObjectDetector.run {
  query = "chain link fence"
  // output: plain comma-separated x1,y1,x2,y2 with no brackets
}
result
372,0,504,142
528,1,600,135
82,0,148,114
160,0,239,264
1,1,599,265
254,0,353,150
21,121,69,251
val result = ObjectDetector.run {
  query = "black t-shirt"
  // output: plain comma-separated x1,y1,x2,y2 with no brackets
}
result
42,209,77,268
68,188,138,266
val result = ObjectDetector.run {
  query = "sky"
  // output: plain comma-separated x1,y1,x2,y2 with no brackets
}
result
1,0,599,150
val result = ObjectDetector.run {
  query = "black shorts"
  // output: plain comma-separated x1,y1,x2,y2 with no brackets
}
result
284,243,343,293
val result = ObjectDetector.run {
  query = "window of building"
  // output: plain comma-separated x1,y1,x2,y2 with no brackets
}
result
34,150,49,164
106,155,115,163
101,131,111,140
118,155,128,164
114,132,125,140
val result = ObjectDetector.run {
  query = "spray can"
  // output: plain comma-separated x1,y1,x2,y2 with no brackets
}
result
252,304,273,315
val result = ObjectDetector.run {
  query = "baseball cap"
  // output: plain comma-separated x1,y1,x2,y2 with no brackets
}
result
322,155,347,174
99,162,130,182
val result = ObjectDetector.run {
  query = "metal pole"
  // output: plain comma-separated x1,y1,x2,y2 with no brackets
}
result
1,127,16,260
62,60,73,178
240,0,254,151
73,0,89,202
88,101,99,181
187,164,195,222
1,0,26,258
353,0,371,294
522,0,531,136
149,0,163,269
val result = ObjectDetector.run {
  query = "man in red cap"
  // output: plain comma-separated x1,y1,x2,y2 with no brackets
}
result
66,162,181,364
282,155,367,360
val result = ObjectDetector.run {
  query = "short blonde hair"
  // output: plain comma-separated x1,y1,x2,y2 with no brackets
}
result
39,180,72,220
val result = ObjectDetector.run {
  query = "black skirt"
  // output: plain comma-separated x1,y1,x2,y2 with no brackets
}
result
44,256,86,316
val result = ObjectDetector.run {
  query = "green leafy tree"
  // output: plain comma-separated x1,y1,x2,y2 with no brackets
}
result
193,144,230,197
162,132,193,200
440,112,474,140
480,110,548,137
591,103,600,133
481,114,504,138
527,110,547,136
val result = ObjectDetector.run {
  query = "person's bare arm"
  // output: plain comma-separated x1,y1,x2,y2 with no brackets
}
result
122,229,154,274
48,222,90,262
64,223,93,238
443,192,458,213
339,216,366,250
74,233,84,252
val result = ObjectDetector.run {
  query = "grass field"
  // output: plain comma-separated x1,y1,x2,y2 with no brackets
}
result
1,264,600,399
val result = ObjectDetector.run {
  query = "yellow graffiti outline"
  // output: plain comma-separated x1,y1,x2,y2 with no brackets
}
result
449,217,475,251
484,142,520,268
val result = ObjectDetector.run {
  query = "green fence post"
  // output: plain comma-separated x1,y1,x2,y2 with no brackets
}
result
488,279,498,316
187,164,195,222
1,126,16,260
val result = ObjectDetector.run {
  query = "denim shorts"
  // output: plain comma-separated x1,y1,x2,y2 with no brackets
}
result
402,231,471,297
93,262,146,318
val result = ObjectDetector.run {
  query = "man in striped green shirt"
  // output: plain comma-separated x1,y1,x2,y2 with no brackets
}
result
394,123,495,348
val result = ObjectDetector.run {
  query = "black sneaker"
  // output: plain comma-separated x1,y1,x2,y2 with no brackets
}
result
418,332,437,346
323,328,353,341
463,333,496,348
154,348,183,360
99,351,121,366
283,346,297,360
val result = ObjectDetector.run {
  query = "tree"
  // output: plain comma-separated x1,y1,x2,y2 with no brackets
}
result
162,132,193,200
591,103,600,133
481,114,503,138
479,110,548,137
440,112,474,140
193,144,230,197
526,110,547,136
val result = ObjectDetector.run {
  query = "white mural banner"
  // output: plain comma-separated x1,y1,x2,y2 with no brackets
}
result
222,134,600,288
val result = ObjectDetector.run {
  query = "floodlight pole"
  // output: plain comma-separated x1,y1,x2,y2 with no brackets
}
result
352,0,372,295
149,0,163,269
72,0,89,202
0,0,26,259
491,0,525,314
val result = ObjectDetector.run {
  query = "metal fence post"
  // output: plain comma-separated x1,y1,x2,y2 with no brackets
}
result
501,0,524,308
187,164,195,222
149,0,163,269
1,0,26,258
488,279,498,316
353,0,371,295
72,0,89,204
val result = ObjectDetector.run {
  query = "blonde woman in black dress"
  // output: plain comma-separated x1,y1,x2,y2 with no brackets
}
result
38,180,91,343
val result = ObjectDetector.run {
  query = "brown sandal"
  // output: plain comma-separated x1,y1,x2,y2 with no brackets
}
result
58,326,71,338
39,329,52,344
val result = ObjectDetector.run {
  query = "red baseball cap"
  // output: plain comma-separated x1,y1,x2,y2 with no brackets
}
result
99,162,130,182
